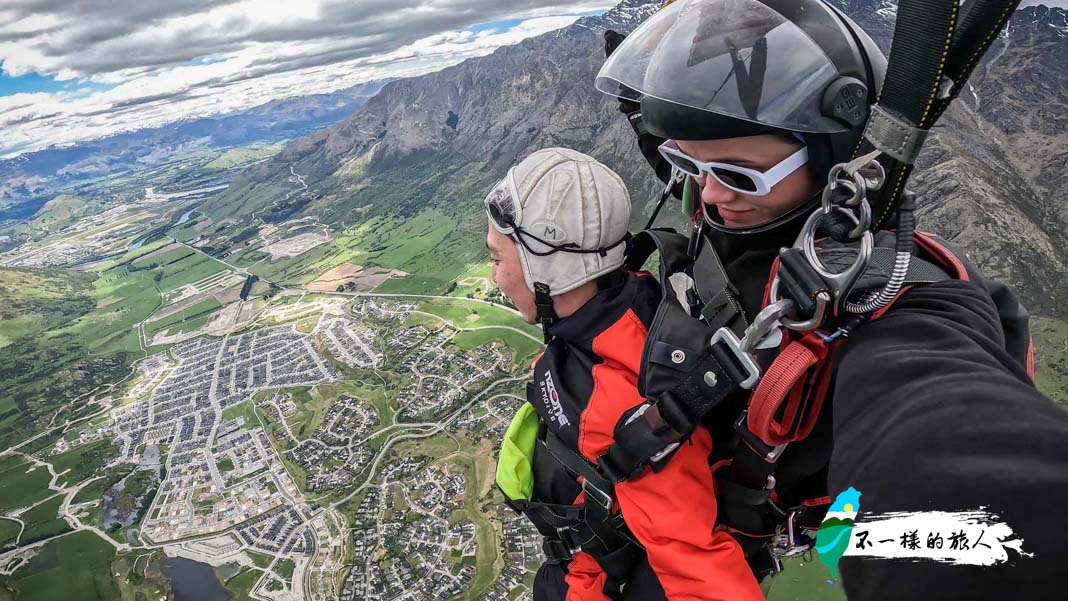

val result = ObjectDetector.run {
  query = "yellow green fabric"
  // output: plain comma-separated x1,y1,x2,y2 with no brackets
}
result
496,402,540,503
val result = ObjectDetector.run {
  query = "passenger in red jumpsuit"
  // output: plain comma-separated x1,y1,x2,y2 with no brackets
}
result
486,147,764,601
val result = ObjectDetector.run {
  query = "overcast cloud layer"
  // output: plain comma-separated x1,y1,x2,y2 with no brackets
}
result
0,0,615,158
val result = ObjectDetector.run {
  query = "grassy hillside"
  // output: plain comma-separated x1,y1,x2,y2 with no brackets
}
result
0,268,95,349
0,239,207,447
201,155,495,293
203,142,284,170
1033,315,1068,406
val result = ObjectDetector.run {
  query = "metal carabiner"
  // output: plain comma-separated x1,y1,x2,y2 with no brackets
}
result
797,206,874,305
738,299,793,354
768,276,831,332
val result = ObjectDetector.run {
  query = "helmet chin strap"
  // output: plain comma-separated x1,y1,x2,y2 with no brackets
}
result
533,282,558,343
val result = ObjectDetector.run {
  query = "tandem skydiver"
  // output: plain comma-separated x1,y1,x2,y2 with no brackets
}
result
489,148,765,600
587,0,1068,599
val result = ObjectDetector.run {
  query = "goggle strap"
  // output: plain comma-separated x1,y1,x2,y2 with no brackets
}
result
533,282,557,343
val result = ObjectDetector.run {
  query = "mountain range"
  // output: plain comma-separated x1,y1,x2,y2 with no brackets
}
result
191,0,1068,317
0,80,390,221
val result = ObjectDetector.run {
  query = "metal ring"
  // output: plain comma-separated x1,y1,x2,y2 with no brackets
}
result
842,170,868,208
849,197,872,239
797,206,874,300
821,173,862,214
858,159,886,192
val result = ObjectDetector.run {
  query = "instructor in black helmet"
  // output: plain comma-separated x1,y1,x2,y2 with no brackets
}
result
593,0,1068,599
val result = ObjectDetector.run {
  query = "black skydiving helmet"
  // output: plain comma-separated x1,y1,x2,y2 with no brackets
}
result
594,0,886,235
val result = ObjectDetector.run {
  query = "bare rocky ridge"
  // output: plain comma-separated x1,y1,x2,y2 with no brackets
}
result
219,0,1067,315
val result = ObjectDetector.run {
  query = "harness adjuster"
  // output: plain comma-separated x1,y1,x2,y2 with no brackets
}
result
734,411,788,463
582,478,613,512
544,537,575,563
710,327,761,389
556,525,584,556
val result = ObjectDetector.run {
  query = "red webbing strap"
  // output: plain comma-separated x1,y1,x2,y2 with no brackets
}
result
1026,338,1035,380
913,231,970,281
747,333,831,446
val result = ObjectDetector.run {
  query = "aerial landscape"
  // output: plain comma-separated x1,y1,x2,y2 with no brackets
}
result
1,0,1067,600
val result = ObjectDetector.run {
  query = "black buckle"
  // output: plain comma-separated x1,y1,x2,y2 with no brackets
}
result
734,411,788,463
556,524,588,555
543,538,573,563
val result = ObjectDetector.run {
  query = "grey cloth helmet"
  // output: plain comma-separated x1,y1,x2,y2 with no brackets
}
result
595,0,886,234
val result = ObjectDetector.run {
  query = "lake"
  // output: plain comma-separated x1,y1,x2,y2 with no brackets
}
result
159,556,233,601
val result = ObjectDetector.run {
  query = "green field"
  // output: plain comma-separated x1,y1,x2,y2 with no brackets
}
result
224,568,263,600
765,556,846,601
275,558,295,581
16,496,70,544
204,143,284,170
130,245,228,292
0,531,118,600
0,517,22,547
222,399,261,425
285,386,333,440
452,329,541,370
143,296,223,337
50,440,119,487
0,268,95,350
246,551,273,569
0,457,53,514
415,298,540,337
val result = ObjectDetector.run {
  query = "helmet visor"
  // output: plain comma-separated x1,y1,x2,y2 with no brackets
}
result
595,0,846,134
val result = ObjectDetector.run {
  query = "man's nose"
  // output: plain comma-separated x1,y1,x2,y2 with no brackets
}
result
699,174,737,206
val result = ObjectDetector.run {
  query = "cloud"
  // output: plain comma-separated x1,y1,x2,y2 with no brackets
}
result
0,0,615,157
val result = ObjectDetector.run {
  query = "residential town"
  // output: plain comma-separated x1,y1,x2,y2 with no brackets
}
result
74,295,544,600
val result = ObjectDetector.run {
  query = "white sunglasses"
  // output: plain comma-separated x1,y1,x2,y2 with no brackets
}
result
657,139,809,197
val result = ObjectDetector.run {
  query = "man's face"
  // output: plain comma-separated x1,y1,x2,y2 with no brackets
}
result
487,221,537,324
677,134,819,229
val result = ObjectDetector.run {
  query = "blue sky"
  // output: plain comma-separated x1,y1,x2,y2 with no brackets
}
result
0,1,614,157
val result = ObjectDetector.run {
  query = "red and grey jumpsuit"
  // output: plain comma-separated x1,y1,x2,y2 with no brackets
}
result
525,270,764,601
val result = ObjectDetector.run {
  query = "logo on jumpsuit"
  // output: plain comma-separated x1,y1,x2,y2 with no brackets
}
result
540,370,570,427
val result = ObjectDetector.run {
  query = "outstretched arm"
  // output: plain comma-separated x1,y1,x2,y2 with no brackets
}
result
829,279,1068,599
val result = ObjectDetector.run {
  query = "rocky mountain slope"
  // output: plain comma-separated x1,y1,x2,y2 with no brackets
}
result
206,0,1067,316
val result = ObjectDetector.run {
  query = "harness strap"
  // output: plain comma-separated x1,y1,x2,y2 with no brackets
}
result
862,0,1021,229
539,427,637,553
692,234,747,334
534,282,557,343
747,333,833,447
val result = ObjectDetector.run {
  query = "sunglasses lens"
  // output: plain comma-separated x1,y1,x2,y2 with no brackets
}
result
663,152,701,177
711,167,758,193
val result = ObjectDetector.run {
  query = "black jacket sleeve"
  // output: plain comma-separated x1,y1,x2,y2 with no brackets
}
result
828,279,1068,600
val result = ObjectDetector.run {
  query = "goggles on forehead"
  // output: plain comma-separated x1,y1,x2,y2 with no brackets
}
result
483,172,629,258
657,139,809,197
